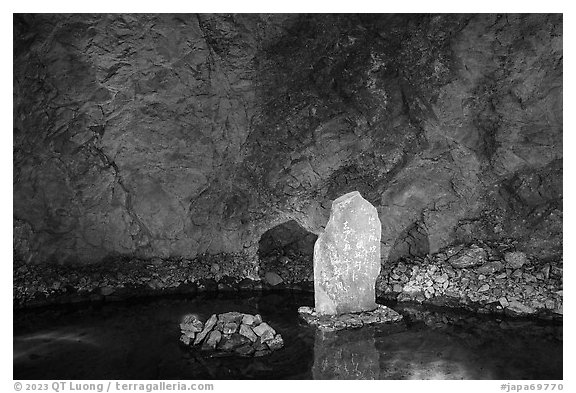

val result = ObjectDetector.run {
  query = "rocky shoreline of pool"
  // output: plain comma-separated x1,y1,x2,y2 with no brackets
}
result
14,244,562,320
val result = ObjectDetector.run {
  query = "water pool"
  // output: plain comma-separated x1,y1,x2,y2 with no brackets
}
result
13,291,562,379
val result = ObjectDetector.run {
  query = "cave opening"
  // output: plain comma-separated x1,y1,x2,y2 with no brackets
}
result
258,220,317,259
257,220,317,286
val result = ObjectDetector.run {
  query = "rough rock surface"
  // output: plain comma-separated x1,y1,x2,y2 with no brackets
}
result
448,245,487,268
377,243,563,318
180,311,283,357
14,14,562,268
299,304,403,332
313,191,381,315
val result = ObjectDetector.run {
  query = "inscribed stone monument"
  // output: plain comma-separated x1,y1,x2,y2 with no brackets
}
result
314,191,381,315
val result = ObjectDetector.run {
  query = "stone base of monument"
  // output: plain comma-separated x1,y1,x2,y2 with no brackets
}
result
298,304,403,332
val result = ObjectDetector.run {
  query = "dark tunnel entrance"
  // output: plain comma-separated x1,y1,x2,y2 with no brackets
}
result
258,220,318,258
257,220,317,287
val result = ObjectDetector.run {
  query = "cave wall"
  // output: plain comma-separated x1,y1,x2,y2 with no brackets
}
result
13,14,562,265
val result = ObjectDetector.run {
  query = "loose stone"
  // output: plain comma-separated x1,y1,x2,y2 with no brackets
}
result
180,335,192,345
180,314,203,333
241,314,256,325
218,312,244,324
267,334,284,350
253,338,269,351
253,322,276,342
507,300,536,315
203,330,222,350
264,272,283,286
194,314,217,345
218,333,251,352
239,324,258,342
222,322,239,335
448,245,487,268
505,252,528,269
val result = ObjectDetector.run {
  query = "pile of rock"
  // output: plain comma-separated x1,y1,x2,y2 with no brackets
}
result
378,243,563,318
298,304,403,332
179,311,284,357
13,253,261,308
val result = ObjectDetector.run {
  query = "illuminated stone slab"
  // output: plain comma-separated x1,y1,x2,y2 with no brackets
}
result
314,191,382,315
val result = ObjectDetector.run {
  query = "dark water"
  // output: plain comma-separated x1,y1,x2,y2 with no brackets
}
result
13,292,562,380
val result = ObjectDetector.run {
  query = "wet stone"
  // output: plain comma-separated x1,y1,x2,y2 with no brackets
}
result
218,333,251,352
222,322,239,335
241,313,256,326
194,314,218,345
180,334,192,345
507,300,536,315
181,312,283,357
267,334,284,351
239,323,258,342
264,271,283,286
253,338,269,351
237,278,255,290
253,322,276,342
100,286,115,296
337,314,363,328
180,314,203,333
218,312,243,324
298,306,313,314
234,343,256,357
202,330,222,350
299,304,403,332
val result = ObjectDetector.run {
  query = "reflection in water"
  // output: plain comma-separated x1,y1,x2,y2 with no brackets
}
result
311,322,474,379
14,331,97,362
13,292,562,380
313,327,380,379
375,329,474,379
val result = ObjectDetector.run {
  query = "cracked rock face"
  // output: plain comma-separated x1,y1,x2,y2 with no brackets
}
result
14,14,562,266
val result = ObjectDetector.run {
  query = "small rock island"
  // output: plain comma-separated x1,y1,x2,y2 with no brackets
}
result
180,311,284,357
